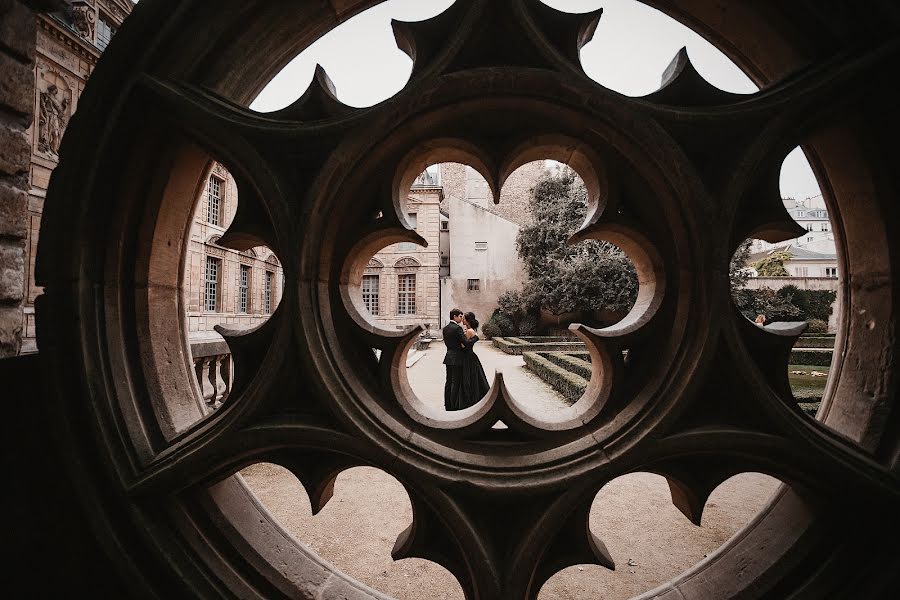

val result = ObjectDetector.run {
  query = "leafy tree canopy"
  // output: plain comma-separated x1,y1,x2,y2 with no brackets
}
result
752,250,792,276
513,168,638,316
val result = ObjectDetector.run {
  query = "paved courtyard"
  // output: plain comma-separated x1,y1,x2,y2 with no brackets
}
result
240,341,782,599
406,341,571,415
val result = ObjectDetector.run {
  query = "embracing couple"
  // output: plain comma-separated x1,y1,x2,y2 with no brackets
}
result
442,308,490,411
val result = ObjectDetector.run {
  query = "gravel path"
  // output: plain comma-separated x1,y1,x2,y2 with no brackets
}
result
407,342,571,416
240,343,782,599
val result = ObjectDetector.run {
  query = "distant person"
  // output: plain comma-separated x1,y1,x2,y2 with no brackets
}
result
458,311,490,409
755,314,766,326
442,308,467,410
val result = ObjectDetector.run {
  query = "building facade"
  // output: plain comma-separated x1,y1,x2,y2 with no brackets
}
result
364,163,541,334
20,0,134,353
363,185,441,332
183,163,284,337
749,195,838,277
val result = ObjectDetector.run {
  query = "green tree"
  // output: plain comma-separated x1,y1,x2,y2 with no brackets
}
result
512,168,638,317
730,238,753,291
752,250,792,276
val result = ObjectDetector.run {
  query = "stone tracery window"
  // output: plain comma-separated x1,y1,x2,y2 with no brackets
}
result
32,1,900,599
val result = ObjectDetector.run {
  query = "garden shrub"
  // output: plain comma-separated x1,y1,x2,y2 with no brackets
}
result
538,351,592,379
487,311,517,337
789,349,833,366
523,352,588,402
481,322,501,339
805,318,828,334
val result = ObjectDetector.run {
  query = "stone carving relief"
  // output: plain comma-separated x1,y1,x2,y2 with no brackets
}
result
37,69,72,158
71,2,97,42
367,258,384,268
394,257,420,268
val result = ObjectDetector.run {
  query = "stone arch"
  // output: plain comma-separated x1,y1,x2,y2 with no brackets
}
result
28,1,900,599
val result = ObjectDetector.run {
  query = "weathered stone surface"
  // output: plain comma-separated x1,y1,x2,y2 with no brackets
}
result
0,123,29,176
0,182,27,238
0,241,25,302
0,52,33,116
0,305,22,357
0,1,37,62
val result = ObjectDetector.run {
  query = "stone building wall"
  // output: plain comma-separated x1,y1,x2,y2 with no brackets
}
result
363,187,442,332
439,161,545,228
16,0,134,353
0,0,42,357
184,163,284,337
440,195,527,327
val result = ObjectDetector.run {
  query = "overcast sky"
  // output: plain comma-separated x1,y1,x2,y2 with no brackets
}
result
250,0,821,200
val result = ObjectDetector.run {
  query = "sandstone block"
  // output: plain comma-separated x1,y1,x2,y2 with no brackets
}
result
0,123,30,175
0,1,37,62
0,240,25,301
0,52,34,116
0,182,27,238
0,305,22,358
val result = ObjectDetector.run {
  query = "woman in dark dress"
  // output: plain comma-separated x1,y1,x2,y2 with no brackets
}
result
459,312,490,409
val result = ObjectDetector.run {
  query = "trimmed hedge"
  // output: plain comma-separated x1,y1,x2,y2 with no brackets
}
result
795,336,835,349
523,352,588,403
789,349,833,366
538,351,593,379
493,337,587,355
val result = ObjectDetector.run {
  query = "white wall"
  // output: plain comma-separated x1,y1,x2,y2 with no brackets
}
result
443,195,527,326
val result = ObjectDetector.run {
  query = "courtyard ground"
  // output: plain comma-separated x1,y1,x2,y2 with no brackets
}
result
240,343,782,599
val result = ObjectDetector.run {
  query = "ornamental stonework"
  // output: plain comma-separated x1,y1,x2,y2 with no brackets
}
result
71,2,97,43
394,257,420,268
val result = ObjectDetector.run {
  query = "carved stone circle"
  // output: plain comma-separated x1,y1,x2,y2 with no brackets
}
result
35,1,900,598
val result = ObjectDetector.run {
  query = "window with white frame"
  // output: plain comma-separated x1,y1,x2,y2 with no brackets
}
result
238,265,250,313
398,274,416,315
362,275,379,315
796,266,809,276
204,256,220,312
467,279,480,291
397,242,417,251
441,221,449,230
264,271,274,314
825,267,838,277
96,15,116,51
408,213,418,229
207,176,223,226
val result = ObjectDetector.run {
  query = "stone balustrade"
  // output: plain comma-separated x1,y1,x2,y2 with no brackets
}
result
190,338,232,408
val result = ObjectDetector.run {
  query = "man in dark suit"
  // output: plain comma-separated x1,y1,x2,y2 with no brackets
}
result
442,307,466,410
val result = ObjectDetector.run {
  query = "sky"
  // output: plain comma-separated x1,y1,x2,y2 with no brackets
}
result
249,0,821,201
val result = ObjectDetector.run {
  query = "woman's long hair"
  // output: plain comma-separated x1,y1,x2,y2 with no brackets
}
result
464,311,479,331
